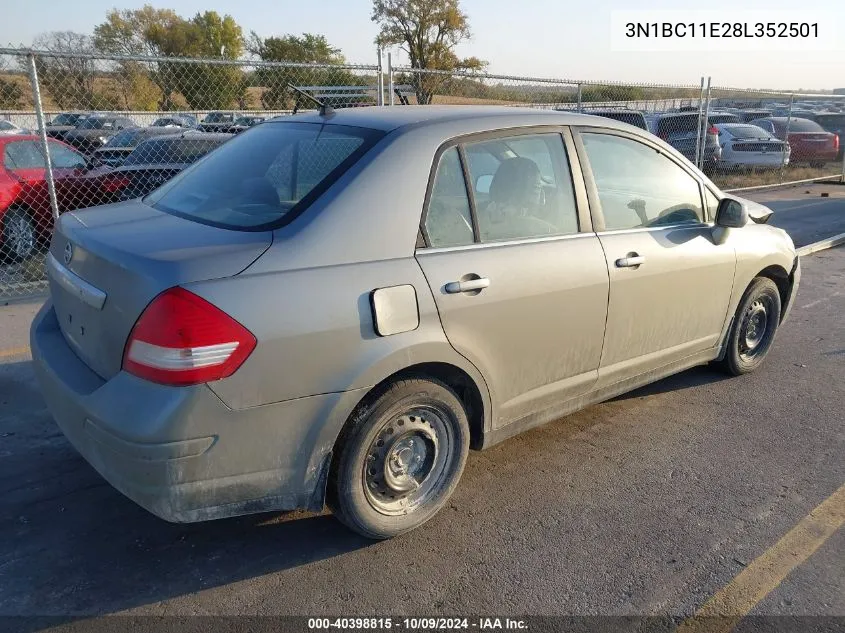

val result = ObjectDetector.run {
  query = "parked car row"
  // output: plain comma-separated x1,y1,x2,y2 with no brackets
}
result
581,105,842,170
0,130,233,261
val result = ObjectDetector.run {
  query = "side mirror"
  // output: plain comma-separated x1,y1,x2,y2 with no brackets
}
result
476,174,493,194
715,198,748,228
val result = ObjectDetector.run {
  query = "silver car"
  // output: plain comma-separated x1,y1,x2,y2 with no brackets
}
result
31,107,800,539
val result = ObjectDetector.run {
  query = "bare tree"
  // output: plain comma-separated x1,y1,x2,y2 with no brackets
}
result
29,32,112,109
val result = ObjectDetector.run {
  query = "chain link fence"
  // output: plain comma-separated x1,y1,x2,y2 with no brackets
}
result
1,47,845,301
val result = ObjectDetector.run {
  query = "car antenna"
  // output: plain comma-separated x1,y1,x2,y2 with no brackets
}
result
287,83,334,116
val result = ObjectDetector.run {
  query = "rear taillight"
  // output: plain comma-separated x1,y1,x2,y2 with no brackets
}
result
101,174,131,193
834,135,840,151
122,287,256,386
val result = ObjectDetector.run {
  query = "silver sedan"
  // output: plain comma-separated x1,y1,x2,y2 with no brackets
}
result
31,106,800,539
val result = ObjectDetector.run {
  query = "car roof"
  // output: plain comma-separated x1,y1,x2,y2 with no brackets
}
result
269,105,640,133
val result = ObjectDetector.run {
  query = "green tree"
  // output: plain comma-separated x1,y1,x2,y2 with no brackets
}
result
248,33,345,64
161,12,248,109
95,7,191,109
371,0,486,104
249,33,361,109
94,7,247,110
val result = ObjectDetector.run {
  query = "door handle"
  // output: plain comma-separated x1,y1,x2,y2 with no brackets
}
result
615,254,645,268
445,277,491,294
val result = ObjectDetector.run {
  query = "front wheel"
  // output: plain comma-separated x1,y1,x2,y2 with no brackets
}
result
327,377,470,539
717,277,782,376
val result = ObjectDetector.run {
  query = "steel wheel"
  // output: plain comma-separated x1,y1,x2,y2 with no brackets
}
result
739,298,771,361
328,377,470,539
718,276,782,376
363,406,452,516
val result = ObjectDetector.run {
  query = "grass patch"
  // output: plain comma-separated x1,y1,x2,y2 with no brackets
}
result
711,164,843,190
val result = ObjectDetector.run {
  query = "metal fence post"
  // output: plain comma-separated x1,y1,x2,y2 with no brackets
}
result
576,83,582,113
781,94,794,178
841,133,845,183
699,77,712,170
387,52,394,106
27,52,59,221
376,49,384,106
694,77,705,170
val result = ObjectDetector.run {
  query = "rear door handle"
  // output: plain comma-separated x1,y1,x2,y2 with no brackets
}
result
445,277,491,294
615,255,645,268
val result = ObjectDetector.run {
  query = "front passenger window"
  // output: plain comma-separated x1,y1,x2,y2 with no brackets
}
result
581,133,703,231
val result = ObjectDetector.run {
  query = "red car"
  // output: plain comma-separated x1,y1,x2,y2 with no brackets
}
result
0,135,93,261
750,117,839,166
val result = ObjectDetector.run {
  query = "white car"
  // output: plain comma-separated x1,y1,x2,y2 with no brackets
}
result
0,120,29,135
716,123,790,170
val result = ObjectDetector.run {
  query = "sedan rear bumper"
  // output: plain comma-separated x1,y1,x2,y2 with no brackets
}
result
30,301,363,522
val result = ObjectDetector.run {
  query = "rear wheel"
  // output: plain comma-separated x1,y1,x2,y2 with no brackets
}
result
718,277,782,376
327,377,470,539
1,208,36,262
810,161,826,168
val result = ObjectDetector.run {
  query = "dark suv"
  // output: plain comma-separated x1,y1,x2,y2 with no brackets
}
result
650,112,722,171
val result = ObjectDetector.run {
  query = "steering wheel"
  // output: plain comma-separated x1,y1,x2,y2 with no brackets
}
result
654,204,700,226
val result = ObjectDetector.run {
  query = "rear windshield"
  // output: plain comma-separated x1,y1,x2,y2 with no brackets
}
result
657,114,698,135
708,114,740,124
52,113,84,126
145,122,383,230
590,111,646,128
203,113,233,123
124,137,226,166
105,129,142,148
720,124,774,139
784,118,825,133
78,117,112,130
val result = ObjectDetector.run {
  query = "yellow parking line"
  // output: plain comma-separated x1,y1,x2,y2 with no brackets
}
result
676,482,845,633
0,346,30,359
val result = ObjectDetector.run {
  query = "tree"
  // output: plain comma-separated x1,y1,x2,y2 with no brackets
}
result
94,7,247,110
249,33,359,109
0,57,24,109
162,12,248,109
248,33,345,64
371,0,486,104
30,32,117,109
94,7,191,109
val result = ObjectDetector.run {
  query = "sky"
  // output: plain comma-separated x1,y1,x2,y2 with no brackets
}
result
1,0,843,90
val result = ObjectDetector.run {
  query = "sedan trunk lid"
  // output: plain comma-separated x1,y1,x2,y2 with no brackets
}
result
47,200,272,380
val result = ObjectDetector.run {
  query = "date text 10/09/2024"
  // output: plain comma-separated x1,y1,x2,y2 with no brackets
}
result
308,618,528,630
625,22,819,39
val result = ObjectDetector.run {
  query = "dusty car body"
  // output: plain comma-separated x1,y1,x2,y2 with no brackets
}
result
31,106,799,538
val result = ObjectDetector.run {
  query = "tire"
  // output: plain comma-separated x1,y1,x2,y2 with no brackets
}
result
718,277,782,376
1,208,36,262
810,161,825,169
327,377,470,540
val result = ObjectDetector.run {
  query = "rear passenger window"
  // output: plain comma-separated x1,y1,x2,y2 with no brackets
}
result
465,133,578,242
425,148,474,248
